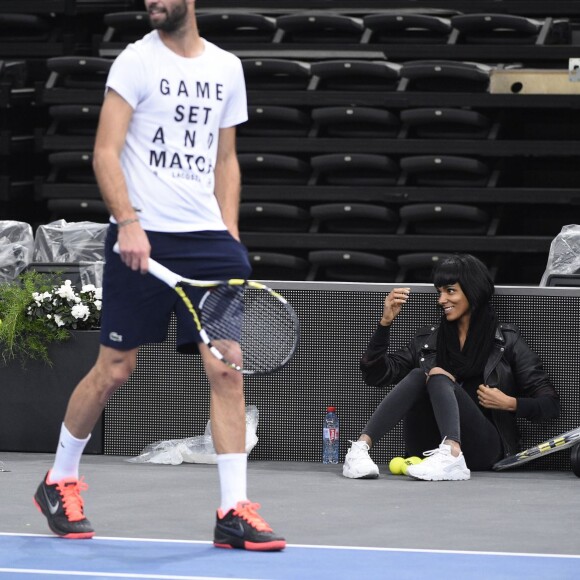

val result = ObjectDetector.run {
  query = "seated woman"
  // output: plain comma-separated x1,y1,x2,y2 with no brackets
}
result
343,253,559,481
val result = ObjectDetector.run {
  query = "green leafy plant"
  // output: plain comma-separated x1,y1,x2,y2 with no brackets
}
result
0,271,101,367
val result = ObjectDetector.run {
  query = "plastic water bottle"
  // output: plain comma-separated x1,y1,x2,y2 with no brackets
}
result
323,406,339,464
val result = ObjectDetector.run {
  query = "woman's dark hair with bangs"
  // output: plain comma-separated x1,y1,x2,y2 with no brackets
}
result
432,254,495,312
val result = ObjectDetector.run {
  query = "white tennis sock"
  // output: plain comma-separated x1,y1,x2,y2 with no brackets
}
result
216,453,248,513
48,423,91,482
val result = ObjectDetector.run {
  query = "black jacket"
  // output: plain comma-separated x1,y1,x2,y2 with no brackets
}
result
360,322,560,457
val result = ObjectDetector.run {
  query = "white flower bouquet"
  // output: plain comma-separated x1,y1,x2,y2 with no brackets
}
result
27,280,102,331
0,271,102,366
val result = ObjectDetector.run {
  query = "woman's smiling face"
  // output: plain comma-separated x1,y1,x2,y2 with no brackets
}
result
437,282,471,323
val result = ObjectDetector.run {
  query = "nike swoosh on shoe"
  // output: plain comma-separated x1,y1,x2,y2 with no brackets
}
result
43,487,60,515
217,521,246,538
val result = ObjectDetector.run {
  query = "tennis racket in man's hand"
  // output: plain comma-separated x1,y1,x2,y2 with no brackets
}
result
492,426,580,471
113,244,300,375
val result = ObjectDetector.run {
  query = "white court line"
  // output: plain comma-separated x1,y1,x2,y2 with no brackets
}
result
290,543,580,560
1,532,579,560
0,570,258,580
0,533,210,546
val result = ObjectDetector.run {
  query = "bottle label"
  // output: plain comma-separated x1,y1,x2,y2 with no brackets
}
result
324,427,339,442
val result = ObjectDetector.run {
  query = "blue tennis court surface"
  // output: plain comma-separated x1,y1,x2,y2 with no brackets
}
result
0,533,578,579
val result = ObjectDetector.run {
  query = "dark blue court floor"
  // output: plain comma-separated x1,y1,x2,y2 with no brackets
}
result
0,533,578,579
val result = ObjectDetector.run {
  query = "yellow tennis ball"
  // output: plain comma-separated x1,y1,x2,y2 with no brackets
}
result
388,456,406,475
401,456,422,475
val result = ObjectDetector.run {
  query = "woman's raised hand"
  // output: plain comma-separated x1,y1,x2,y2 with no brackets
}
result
380,287,411,326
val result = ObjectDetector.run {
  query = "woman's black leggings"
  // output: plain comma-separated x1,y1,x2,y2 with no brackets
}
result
361,368,503,470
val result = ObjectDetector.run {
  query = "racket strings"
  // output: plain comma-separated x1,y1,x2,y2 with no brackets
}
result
201,285,245,341
200,285,299,374
242,292,298,372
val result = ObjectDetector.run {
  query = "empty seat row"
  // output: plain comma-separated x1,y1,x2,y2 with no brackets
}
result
37,150,500,191
247,248,552,285
40,103,580,151
39,55,511,103
239,153,497,187
39,149,580,194
246,250,506,284
36,197,496,236
239,202,496,236
242,58,497,93
96,11,571,50
38,104,500,153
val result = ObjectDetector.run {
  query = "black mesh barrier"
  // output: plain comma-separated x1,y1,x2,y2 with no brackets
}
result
104,284,580,471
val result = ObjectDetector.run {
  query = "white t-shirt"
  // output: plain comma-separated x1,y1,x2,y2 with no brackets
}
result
106,32,248,232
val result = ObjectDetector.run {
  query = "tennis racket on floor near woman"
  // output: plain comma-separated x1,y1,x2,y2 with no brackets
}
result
113,244,300,375
492,426,580,471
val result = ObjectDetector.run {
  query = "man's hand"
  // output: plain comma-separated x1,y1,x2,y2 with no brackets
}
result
117,222,151,273
477,384,517,411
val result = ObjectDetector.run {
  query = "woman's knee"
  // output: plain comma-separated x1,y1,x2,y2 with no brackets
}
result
425,372,456,395
427,367,456,383
407,368,428,382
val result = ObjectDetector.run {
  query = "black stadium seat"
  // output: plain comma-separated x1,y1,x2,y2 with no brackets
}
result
400,155,493,187
400,108,494,139
395,252,454,282
239,106,311,137
310,203,399,234
101,11,150,47
308,250,398,282
39,151,100,201
400,60,492,92
42,56,112,104
238,153,311,185
46,199,108,223
310,60,401,91
197,12,278,44
248,252,310,281
41,104,101,151
363,13,454,44
311,153,399,186
241,59,311,91
399,203,492,235
451,13,570,45
311,106,399,138
275,12,365,44
239,203,311,232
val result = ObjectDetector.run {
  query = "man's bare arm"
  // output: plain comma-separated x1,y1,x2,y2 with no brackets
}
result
92,89,150,272
214,126,241,240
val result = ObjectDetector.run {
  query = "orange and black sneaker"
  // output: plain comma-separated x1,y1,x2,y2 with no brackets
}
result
33,471,95,539
214,501,286,551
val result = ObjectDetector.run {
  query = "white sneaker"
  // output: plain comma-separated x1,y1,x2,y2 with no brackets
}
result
342,440,379,479
406,440,471,481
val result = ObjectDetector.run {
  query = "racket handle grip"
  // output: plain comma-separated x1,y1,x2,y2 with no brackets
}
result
112,242,182,287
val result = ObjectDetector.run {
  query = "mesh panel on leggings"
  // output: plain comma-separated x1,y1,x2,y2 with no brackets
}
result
103,287,580,471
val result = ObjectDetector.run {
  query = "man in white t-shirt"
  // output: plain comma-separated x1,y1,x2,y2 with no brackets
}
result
34,0,285,551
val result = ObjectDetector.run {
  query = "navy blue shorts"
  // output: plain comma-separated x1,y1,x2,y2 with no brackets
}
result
99,225,252,353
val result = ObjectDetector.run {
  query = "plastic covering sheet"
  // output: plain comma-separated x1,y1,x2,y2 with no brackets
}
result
32,220,107,263
0,221,34,282
127,405,260,465
540,224,580,286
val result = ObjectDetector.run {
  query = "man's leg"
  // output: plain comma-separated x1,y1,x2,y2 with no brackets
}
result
34,345,137,539
200,344,285,551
